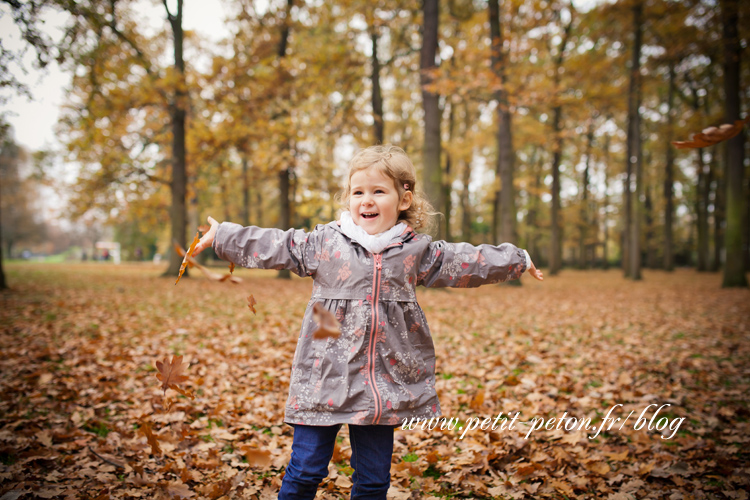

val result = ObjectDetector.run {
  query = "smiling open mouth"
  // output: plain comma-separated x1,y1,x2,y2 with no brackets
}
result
361,213,379,219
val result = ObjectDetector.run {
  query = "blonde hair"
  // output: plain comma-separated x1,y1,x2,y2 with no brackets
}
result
339,145,436,232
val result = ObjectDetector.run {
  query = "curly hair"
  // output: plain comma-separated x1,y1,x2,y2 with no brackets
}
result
338,145,437,233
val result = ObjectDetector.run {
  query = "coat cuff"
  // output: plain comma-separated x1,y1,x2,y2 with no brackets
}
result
522,250,531,272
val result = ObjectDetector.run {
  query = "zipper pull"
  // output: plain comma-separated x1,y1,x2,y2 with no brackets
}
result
375,255,382,270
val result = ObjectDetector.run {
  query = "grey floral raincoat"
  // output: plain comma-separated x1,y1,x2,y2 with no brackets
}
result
213,221,528,426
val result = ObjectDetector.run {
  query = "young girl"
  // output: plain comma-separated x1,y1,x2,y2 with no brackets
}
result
193,145,543,499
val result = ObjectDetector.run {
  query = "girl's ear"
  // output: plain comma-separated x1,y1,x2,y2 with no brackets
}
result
399,191,413,211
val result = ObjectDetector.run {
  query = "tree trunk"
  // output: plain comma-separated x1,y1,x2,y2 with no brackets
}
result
444,101,454,241
547,7,572,274
645,185,657,268
371,29,384,145
276,0,294,280
0,185,6,290
663,62,675,271
696,147,709,271
720,0,748,287
525,147,541,265
164,0,187,278
626,0,643,280
277,167,291,280
712,146,724,272
459,104,472,241
421,0,442,238
602,131,610,270
550,106,562,274
242,156,250,226
489,0,515,246
579,122,593,269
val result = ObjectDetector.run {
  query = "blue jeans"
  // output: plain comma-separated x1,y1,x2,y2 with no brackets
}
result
278,424,394,500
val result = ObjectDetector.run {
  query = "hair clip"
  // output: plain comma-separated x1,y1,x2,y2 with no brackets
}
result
404,183,410,190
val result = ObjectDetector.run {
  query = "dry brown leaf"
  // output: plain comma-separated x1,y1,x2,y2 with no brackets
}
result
140,421,162,455
36,430,52,447
549,480,574,496
164,481,195,498
605,450,629,461
469,389,485,409
242,447,272,468
175,233,200,285
174,243,243,284
195,482,230,499
155,355,190,395
335,474,352,488
331,443,343,463
673,118,749,149
586,461,611,475
247,294,257,314
229,262,235,274
312,302,341,339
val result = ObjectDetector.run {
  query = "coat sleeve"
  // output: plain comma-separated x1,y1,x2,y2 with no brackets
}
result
212,222,323,277
416,238,528,288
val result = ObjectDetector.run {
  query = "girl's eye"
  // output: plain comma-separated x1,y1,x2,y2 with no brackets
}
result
353,191,362,195
375,189,384,194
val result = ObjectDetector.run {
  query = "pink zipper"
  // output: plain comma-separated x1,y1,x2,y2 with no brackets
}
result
368,253,383,424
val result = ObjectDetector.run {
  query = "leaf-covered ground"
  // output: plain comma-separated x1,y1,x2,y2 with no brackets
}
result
1,263,749,499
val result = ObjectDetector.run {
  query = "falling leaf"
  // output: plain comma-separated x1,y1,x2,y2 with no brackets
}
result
140,421,162,455
672,118,749,149
175,233,200,285
247,295,257,314
229,262,235,274
312,302,341,339
155,355,190,395
174,242,242,284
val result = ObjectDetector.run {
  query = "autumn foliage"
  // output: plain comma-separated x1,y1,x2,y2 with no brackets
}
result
1,263,748,498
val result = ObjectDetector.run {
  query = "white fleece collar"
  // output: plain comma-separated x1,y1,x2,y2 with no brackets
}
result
338,211,407,255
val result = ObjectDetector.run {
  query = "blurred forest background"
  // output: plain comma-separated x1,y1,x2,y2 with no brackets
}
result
0,0,748,287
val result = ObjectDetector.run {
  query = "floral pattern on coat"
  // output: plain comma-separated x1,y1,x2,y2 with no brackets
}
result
213,221,527,426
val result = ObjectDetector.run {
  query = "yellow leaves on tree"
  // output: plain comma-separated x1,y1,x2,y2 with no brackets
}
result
155,355,194,399
312,302,341,339
672,118,749,149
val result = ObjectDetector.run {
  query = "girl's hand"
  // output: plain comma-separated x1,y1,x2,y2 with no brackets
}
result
527,259,544,281
193,216,219,256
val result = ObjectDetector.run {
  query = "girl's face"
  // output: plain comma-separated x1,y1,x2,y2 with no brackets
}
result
349,167,412,235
